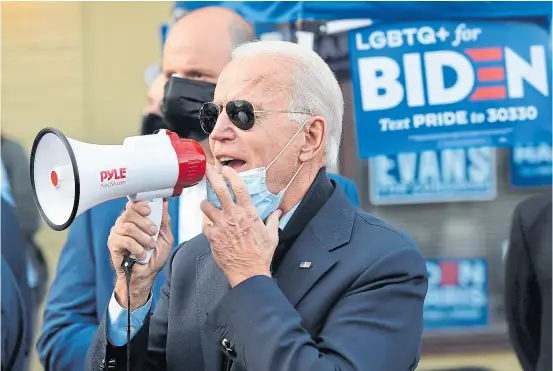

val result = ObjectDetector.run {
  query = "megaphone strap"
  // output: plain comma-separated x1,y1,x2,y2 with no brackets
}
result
122,256,136,371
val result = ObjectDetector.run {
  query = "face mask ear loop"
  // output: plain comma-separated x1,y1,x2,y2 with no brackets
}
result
282,162,305,194
266,118,309,172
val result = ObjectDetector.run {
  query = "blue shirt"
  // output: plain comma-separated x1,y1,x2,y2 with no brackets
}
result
107,203,300,346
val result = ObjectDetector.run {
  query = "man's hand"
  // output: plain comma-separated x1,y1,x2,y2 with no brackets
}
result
108,200,174,310
200,166,281,287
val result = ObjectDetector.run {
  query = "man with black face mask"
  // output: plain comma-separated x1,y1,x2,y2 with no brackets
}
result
37,7,254,371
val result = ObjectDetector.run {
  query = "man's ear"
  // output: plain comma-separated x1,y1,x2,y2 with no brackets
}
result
299,116,326,163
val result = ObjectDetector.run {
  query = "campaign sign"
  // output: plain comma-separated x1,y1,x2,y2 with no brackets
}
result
424,258,488,330
510,142,552,187
349,21,552,158
369,146,496,205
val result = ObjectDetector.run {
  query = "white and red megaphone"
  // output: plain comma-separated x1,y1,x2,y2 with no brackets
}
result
30,127,206,264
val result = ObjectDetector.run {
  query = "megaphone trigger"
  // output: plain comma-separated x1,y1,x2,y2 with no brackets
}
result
128,197,163,265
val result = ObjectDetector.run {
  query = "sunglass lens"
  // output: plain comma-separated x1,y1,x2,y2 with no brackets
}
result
227,100,255,131
199,102,220,134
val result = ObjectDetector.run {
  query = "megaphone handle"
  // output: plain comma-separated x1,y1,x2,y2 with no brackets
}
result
129,198,163,264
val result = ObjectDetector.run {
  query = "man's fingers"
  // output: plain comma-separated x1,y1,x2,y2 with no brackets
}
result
221,166,252,207
112,235,149,261
265,209,282,233
205,165,235,210
115,222,156,250
127,200,152,217
119,206,158,236
159,199,171,231
200,199,220,225
202,221,214,241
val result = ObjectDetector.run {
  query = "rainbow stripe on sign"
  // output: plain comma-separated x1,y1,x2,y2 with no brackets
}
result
465,47,507,101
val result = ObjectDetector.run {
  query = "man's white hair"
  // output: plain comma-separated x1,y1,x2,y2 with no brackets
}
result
231,40,344,169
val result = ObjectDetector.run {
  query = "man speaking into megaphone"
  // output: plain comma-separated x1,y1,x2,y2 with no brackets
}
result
37,7,255,371
87,40,427,371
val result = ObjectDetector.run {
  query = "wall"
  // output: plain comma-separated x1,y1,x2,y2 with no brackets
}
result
1,2,173,369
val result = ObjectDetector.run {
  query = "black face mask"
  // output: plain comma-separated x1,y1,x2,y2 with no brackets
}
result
140,113,169,135
161,76,216,140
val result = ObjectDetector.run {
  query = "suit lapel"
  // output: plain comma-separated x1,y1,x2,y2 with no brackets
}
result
275,188,355,307
274,229,337,307
196,247,230,371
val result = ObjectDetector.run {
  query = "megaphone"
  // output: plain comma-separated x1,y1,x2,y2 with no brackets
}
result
30,127,206,264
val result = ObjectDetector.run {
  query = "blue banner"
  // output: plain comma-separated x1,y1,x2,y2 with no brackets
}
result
369,146,496,205
424,258,489,330
510,142,552,187
349,21,552,158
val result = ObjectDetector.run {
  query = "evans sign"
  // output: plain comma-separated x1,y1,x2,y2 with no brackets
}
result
369,146,496,205
349,21,552,158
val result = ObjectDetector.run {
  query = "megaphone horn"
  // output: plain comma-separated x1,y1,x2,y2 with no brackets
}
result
30,127,206,264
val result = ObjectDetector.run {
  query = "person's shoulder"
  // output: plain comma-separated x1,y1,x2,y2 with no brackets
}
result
328,173,356,188
327,204,426,283
513,191,552,228
1,136,24,151
515,192,551,214
83,197,128,224
68,198,128,233
342,208,422,272
354,209,418,249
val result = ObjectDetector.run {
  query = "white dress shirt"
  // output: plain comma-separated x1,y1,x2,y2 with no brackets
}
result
178,178,207,243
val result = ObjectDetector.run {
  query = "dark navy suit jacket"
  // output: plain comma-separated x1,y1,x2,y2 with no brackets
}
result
87,174,428,371
327,173,360,207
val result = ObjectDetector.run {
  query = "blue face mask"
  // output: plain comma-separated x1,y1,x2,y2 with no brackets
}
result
206,122,306,221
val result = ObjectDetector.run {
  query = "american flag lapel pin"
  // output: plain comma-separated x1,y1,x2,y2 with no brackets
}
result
299,261,312,269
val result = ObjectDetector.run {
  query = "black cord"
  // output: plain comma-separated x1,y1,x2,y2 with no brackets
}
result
122,256,135,371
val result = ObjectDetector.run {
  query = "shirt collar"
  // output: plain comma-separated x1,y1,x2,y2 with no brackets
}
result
279,202,300,229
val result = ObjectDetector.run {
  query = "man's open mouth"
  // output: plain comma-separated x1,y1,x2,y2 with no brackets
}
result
217,156,247,171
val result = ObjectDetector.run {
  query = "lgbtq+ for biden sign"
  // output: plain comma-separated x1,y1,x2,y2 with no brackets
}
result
348,21,552,158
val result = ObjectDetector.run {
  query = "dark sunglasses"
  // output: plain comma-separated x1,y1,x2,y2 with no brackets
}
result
199,100,311,134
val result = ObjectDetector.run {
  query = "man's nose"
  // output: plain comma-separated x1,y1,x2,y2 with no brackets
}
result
210,113,236,142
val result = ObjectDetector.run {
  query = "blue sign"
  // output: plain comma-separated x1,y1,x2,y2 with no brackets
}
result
349,21,552,158
510,142,552,187
424,258,488,330
369,146,496,205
